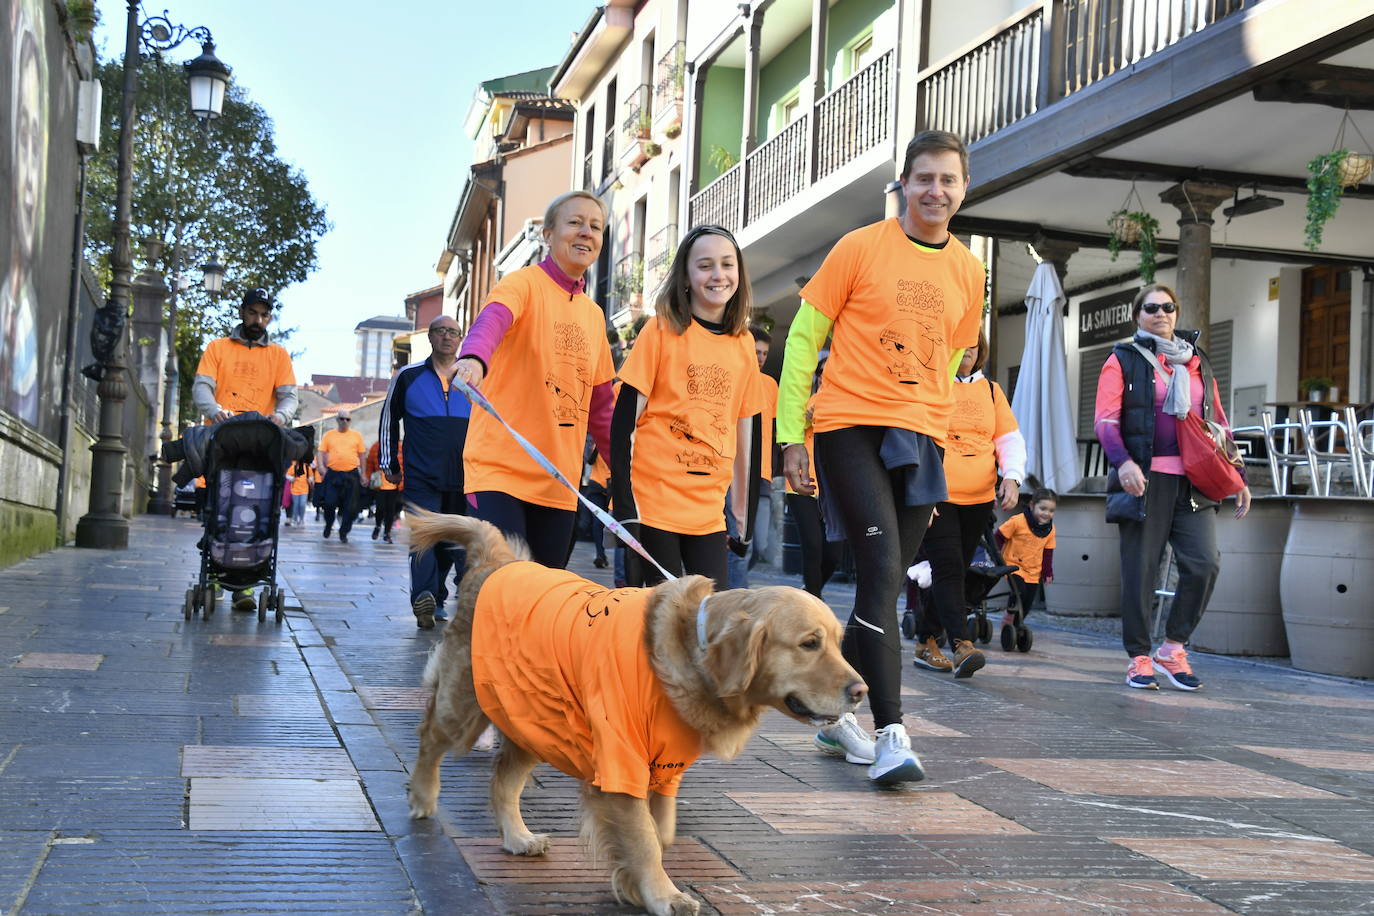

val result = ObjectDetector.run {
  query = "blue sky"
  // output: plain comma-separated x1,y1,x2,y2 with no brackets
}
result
94,0,596,383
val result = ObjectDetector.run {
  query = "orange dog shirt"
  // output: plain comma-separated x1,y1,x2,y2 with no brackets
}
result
471,562,702,798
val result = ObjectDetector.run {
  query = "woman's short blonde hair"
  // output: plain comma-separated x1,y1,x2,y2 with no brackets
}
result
542,190,607,234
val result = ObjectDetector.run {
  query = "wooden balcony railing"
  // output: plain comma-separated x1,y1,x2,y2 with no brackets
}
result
745,114,810,224
918,0,1255,141
688,49,893,232
815,50,894,180
691,164,742,234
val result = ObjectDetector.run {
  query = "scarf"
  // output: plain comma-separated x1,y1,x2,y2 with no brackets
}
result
1021,504,1053,539
1135,329,1194,419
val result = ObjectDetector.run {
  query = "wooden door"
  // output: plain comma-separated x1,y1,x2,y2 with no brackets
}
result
1299,265,1352,398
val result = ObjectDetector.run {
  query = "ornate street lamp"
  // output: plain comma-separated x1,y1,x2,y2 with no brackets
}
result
76,3,231,549
200,255,226,293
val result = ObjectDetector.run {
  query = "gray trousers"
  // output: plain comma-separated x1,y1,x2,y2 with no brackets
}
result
1117,472,1220,658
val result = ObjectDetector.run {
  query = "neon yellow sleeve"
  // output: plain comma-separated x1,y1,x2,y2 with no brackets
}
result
947,348,965,381
777,301,834,444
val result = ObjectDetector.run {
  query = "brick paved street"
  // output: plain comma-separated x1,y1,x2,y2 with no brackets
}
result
1,513,1372,915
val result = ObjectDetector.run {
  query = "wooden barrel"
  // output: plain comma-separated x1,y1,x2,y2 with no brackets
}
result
1189,497,1291,656
1279,498,1374,679
1044,493,1120,617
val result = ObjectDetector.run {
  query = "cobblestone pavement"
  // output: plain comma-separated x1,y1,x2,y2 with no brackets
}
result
1,513,1371,915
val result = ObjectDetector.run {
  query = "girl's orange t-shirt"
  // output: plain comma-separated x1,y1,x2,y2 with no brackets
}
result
800,219,984,444
289,475,309,496
997,513,1056,584
463,266,615,510
618,316,761,536
943,378,1018,505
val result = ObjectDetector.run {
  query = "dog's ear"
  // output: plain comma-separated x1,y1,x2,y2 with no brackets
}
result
705,609,768,698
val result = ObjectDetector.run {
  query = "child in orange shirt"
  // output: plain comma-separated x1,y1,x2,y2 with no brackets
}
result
610,225,761,588
996,488,1057,638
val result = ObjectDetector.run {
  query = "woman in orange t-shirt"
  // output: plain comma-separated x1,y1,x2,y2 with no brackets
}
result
454,191,616,568
911,327,1024,674
610,225,761,588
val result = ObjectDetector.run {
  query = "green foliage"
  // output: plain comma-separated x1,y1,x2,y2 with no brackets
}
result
84,54,329,425
1299,376,1334,396
1106,209,1160,284
612,258,644,306
707,144,738,173
65,0,98,39
1304,149,1350,252
644,141,662,158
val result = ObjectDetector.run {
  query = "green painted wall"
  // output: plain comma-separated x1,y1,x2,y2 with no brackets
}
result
827,0,895,80
757,30,811,139
698,66,745,187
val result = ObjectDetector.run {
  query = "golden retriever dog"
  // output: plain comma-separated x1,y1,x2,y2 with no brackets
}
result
406,510,865,916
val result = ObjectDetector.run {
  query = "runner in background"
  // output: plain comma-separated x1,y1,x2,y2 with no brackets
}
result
454,191,615,567
610,224,761,588
778,130,984,785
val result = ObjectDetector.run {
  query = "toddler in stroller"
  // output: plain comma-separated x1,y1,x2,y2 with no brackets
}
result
166,414,311,622
902,521,1033,653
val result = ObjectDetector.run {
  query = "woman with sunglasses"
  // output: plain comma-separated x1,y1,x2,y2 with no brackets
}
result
609,225,762,588
454,191,616,568
1095,283,1251,693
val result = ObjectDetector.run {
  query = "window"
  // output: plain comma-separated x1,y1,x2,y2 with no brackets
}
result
771,88,802,136
845,30,875,78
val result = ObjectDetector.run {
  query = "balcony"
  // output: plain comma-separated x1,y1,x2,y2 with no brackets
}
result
689,49,893,234
621,83,654,171
645,223,678,289
601,129,615,183
917,0,1254,146
582,149,594,191
654,40,686,137
609,251,644,321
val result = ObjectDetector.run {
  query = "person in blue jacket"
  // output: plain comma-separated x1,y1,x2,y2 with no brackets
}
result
379,315,472,629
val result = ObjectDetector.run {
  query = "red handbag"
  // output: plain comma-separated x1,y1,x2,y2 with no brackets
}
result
1177,411,1245,500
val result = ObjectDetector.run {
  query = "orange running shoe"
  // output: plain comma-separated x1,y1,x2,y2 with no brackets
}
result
1153,646,1202,690
1126,655,1158,690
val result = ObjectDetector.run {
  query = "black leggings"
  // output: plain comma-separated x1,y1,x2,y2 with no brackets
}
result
786,492,841,599
918,500,994,642
1009,574,1042,618
814,426,934,729
630,525,728,590
469,491,577,569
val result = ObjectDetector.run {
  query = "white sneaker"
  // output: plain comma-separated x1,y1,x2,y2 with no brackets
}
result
812,712,875,764
867,723,926,785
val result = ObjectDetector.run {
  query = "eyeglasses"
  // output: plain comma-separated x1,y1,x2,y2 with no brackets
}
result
1141,302,1177,315
337,417,350,422
430,328,461,339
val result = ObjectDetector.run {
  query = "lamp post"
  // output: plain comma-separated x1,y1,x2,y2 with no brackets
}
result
75,2,230,549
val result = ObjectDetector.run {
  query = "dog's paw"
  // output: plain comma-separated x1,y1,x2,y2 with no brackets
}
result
662,893,700,916
408,799,436,820
502,832,550,856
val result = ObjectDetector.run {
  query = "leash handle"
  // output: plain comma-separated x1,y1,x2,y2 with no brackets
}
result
451,374,678,582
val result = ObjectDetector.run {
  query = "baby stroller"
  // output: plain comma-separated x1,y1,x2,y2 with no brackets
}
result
184,415,301,623
901,522,1033,652
172,480,200,519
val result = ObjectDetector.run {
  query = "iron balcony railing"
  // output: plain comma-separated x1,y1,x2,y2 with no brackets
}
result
917,0,1254,142
655,40,686,112
745,113,810,224
601,129,615,182
645,223,678,287
816,49,894,180
582,149,594,190
690,164,742,235
610,251,644,314
622,83,652,141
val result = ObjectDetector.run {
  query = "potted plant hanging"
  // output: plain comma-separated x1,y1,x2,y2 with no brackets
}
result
1304,111,1372,251
1106,183,1160,283
65,0,98,40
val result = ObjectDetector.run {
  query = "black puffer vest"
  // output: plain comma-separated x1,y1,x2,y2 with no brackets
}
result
1107,329,1219,509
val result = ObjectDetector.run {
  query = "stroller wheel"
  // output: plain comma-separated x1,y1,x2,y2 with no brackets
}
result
978,615,993,645
1000,623,1015,652
256,590,267,622
900,609,916,640
1016,625,1033,653
273,588,285,624
184,588,195,621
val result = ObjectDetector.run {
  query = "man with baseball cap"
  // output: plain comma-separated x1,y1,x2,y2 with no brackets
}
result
193,288,298,610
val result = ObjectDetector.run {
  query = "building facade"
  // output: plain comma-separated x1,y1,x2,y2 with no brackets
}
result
354,315,412,379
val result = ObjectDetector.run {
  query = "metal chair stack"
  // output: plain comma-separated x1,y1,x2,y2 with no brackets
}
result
1261,410,1310,497
1298,407,1362,497
1345,406,1374,498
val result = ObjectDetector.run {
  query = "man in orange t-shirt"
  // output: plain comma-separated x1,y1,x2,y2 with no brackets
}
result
776,130,984,786
192,289,297,426
316,410,367,543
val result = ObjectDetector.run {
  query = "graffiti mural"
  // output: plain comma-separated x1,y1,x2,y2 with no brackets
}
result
0,0,80,441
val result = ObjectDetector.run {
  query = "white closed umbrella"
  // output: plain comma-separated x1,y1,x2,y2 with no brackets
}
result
1011,262,1081,494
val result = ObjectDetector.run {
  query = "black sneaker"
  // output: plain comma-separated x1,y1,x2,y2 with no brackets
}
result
323,525,332,539
371,527,380,540
413,592,436,630
339,532,348,544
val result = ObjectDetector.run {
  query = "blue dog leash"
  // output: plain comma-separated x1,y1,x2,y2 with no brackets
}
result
449,374,678,583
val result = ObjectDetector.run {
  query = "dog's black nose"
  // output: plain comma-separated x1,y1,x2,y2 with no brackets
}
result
846,680,868,704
